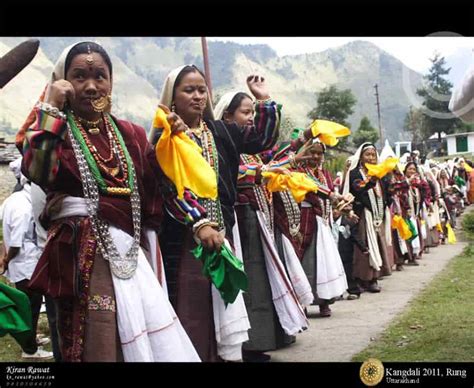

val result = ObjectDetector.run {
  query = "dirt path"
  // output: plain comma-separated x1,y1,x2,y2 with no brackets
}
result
268,213,469,362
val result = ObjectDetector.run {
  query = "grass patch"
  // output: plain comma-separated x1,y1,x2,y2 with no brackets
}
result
352,245,474,362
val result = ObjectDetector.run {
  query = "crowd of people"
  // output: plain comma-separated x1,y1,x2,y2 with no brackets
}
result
0,39,473,362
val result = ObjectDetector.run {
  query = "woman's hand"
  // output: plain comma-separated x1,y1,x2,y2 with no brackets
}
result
247,75,270,101
293,140,314,165
46,80,75,110
158,104,187,134
196,225,225,252
267,166,291,175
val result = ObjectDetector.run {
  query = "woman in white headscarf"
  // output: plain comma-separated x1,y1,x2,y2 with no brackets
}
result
342,143,392,292
214,88,311,361
19,41,200,362
149,66,281,361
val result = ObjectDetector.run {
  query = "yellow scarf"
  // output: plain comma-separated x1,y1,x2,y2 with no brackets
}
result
153,107,217,200
310,119,351,146
262,171,319,203
365,157,399,179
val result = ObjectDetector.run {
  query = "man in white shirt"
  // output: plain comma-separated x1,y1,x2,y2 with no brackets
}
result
0,163,53,360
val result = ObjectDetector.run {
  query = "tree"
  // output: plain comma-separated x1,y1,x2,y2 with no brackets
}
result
308,85,356,125
352,116,379,147
403,106,426,146
307,85,356,148
416,53,462,142
279,114,297,142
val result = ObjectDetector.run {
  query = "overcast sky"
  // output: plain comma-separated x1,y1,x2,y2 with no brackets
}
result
208,37,473,74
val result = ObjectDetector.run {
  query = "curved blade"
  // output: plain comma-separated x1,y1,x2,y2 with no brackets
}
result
0,39,40,89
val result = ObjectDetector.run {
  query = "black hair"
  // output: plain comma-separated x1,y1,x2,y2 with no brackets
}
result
226,92,253,115
404,161,418,174
361,143,376,152
64,42,113,77
172,65,206,100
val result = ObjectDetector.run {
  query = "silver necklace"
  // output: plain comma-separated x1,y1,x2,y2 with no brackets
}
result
279,191,301,237
68,123,141,279
241,154,274,236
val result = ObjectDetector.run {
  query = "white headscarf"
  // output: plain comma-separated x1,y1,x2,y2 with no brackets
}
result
149,64,215,142
213,91,241,121
342,142,378,196
46,41,112,100
19,41,112,143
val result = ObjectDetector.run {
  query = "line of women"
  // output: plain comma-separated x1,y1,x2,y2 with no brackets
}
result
14,40,465,363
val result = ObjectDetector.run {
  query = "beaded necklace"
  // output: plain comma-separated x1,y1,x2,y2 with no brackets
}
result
187,121,225,231
360,167,384,231
67,114,141,279
304,166,332,225
407,178,421,216
241,154,274,236
68,112,134,196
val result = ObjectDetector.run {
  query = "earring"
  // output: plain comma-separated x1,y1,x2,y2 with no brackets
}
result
91,94,112,113
171,103,176,112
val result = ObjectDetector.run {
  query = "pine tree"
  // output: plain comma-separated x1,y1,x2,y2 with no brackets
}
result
352,116,379,147
416,53,462,142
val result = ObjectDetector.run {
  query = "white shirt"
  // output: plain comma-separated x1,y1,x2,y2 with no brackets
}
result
2,184,42,283
30,182,47,250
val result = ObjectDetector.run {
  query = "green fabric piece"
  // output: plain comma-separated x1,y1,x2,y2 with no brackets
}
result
192,244,248,306
290,127,305,140
0,282,33,348
405,218,418,242
455,175,466,187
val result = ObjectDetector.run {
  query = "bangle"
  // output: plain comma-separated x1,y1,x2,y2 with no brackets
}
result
194,221,218,237
192,218,211,234
255,97,272,104
36,101,66,121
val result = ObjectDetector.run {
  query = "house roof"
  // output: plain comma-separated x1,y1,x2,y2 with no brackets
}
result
444,132,474,138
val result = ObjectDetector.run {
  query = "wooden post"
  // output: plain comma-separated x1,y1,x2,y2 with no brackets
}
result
374,84,383,144
201,37,213,103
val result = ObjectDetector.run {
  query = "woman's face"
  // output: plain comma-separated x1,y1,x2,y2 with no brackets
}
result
224,97,254,127
405,164,417,178
361,147,377,165
307,143,325,168
173,70,207,124
65,52,111,119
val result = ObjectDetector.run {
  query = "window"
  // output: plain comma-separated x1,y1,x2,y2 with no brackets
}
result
456,136,468,153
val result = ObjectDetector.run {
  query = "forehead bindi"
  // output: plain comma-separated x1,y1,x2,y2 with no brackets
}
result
69,53,107,71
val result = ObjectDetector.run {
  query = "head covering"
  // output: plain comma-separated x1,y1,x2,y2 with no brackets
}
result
16,41,110,152
342,142,378,196
8,156,22,179
149,64,214,143
159,64,214,120
213,91,241,121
